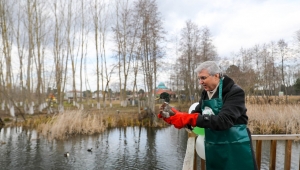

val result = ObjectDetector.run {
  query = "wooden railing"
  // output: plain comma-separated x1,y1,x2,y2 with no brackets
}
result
182,133,300,170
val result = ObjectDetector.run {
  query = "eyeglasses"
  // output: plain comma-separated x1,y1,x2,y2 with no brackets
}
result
197,76,210,81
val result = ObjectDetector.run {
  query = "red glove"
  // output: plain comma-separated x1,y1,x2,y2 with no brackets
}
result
158,107,199,129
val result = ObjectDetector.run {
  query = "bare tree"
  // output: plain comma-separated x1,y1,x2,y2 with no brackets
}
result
15,0,27,110
113,0,135,107
67,0,79,105
133,0,165,124
98,1,111,108
32,0,50,112
177,20,201,104
277,39,288,103
199,27,217,61
78,0,90,109
267,41,280,97
0,0,14,112
175,22,217,104
90,0,103,109
49,0,72,112
23,0,37,114
235,48,257,96
250,44,261,98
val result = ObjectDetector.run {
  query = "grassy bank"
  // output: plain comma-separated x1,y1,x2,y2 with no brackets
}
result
1,103,300,140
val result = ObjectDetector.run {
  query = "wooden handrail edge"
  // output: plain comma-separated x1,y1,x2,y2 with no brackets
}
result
182,136,196,170
251,134,300,141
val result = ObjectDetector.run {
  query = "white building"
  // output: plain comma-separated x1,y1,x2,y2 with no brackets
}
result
92,91,103,99
64,90,83,100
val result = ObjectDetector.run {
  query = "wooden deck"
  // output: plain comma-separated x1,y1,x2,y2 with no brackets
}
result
182,133,300,170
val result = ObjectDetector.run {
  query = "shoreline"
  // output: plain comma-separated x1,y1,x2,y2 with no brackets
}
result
1,104,300,139
0,109,168,140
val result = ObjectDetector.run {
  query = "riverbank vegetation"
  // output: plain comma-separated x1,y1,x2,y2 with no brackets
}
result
1,102,169,139
2,103,300,140
247,104,300,134
37,110,168,140
38,111,106,140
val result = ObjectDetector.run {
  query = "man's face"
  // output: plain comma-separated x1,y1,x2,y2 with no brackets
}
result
197,69,219,91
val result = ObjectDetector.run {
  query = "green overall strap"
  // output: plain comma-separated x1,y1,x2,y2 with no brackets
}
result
218,77,223,100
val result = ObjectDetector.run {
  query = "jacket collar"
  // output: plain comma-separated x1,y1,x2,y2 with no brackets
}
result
202,75,235,99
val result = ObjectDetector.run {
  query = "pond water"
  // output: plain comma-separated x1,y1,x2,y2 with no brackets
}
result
1,126,300,170
0,126,188,170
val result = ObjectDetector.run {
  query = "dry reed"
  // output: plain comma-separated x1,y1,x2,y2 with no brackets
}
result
37,109,162,140
38,110,106,140
12,102,299,139
247,104,300,134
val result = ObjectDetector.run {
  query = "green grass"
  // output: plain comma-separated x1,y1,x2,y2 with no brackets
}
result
3,117,11,122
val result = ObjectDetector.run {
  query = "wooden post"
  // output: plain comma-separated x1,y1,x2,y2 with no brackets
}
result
256,140,262,170
201,158,206,170
269,140,277,170
193,147,197,170
284,140,292,170
190,132,197,170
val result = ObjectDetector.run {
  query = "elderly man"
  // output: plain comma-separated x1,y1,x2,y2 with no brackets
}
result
158,61,257,170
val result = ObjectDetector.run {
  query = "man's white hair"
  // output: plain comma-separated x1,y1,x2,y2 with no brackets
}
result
195,61,223,76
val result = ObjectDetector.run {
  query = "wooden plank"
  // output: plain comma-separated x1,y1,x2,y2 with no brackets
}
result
252,134,300,141
269,140,277,170
182,136,196,170
193,148,197,170
256,140,262,170
188,132,197,170
201,158,206,170
284,140,292,170
188,132,197,138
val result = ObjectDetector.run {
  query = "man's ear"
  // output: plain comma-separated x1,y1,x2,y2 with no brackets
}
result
215,73,220,78
216,73,223,78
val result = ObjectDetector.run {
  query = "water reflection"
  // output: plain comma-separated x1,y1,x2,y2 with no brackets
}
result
1,127,300,170
0,126,188,170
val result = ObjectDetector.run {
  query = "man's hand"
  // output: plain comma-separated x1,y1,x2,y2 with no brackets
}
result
158,107,199,129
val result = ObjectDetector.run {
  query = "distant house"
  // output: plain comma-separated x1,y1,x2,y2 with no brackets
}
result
64,90,83,100
92,91,103,99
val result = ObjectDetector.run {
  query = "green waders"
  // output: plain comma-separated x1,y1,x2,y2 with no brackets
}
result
202,79,256,170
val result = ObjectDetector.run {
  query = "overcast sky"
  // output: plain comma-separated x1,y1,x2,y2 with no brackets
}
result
156,0,300,58
67,0,300,91
108,0,300,90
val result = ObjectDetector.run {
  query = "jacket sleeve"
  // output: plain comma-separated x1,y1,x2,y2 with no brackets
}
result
195,84,247,130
